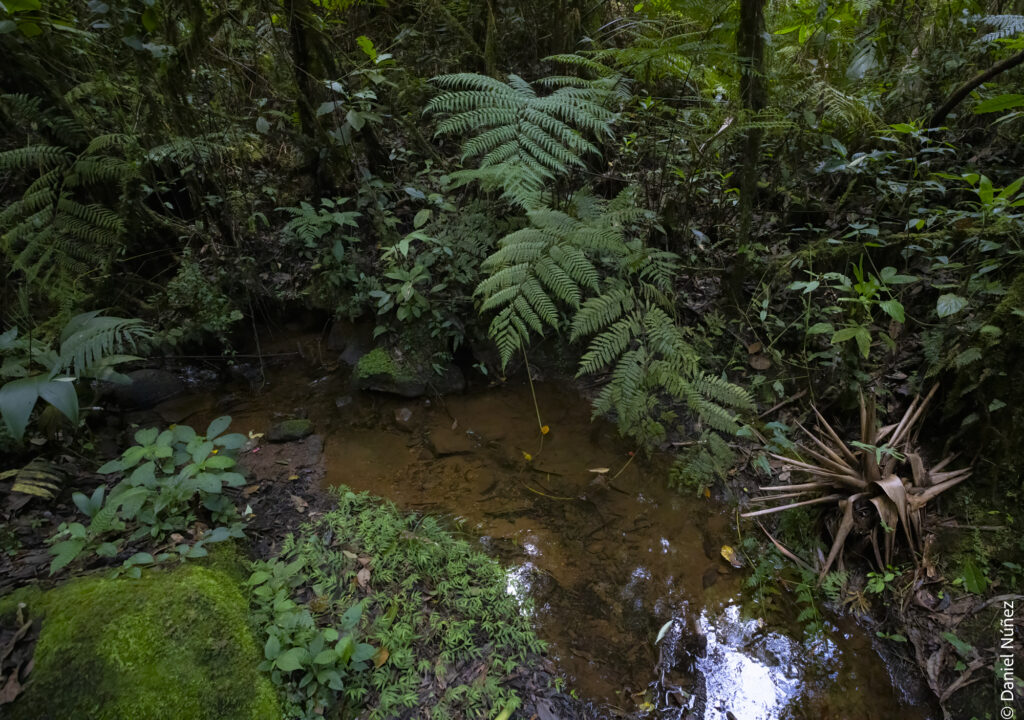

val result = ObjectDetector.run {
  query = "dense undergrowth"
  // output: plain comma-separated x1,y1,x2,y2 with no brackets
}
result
3,0,1024,716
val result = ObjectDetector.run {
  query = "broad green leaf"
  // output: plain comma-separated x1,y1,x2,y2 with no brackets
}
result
316,101,339,117
340,601,363,631
974,94,1024,114
6,0,43,11
346,109,366,132
355,35,377,62
49,539,86,574
0,375,44,439
195,473,222,493
413,208,431,229
141,7,158,32
264,635,281,660
352,643,376,663
173,424,196,443
936,294,968,318
806,322,834,335
135,427,158,445
962,558,988,594
206,415,231,440
941,631,973,657
313,649,337,665
275,647,309,672
72,491,92,517
878,299,905,323
214,432,246,450
204,454,236,469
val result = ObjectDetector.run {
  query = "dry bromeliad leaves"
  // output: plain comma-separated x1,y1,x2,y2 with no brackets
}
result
744,385,972,580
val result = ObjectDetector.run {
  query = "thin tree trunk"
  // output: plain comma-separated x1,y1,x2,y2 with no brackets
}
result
929,47,1024,127
737,0,766,246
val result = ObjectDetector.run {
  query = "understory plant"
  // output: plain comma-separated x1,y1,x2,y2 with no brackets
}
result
47,415,247,576
0,311,151,441
257,487,543,720
745,387,973,580
247,557,375,720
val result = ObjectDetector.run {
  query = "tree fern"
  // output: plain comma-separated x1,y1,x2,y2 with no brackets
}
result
475,188,753,447
476,190,641,367
0,95,141,302
426,72,622,208
974,14,1024,44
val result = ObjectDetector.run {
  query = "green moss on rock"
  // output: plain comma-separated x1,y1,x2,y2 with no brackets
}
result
1,565,278,720
267,417,314,442
355,347,399,379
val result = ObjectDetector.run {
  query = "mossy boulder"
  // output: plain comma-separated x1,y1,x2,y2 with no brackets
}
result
1,564,279,720
354,347,464,397
267,417,314,442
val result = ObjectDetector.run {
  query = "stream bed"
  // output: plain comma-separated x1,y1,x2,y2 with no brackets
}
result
167,359,937,720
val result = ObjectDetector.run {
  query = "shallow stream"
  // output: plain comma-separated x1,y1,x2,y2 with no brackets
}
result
171,360,936,720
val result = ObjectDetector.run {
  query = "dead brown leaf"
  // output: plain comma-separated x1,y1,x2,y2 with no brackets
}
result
356,567,371,589
0,670,22,705
290,494,309,513
748,353,772,370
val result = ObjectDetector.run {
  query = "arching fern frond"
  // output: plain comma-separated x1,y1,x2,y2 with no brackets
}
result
973,14,1024,44
57,311,152,378
426,72,621,208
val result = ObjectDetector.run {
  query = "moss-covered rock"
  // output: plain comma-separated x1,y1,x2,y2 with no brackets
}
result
267,417,314,442
354,346,464,397
1,564,279,720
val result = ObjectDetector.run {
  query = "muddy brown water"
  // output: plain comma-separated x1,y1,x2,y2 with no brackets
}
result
169,363,936,720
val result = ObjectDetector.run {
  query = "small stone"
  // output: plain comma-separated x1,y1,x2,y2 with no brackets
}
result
429,427,475,455
267,418,314,443
335,395,353,409
702,567,719,589
393,407,415,431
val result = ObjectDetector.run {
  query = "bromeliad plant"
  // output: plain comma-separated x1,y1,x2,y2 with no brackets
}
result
744,386,973,581
47,416,247,576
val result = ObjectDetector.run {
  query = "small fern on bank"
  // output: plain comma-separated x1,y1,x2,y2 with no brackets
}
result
668,432,737,496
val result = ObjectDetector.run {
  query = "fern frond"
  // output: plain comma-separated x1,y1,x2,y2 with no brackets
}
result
427,71,619,200
973,14,1024,43
57,312,152,377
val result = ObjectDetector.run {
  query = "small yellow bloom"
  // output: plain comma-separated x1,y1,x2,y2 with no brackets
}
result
211,449,219,454
521,450,532,461
540,425,550,435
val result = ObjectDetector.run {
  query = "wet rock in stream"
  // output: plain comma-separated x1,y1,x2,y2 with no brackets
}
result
267,418,313,442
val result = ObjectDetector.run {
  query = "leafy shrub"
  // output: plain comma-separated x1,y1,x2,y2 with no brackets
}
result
248,558,375,720
0,311,151,441
47,415,247,576
263,487,544,720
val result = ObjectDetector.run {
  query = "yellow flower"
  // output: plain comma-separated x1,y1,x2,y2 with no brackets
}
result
211,449,219,454
540,425,550,435
521,450,532,461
